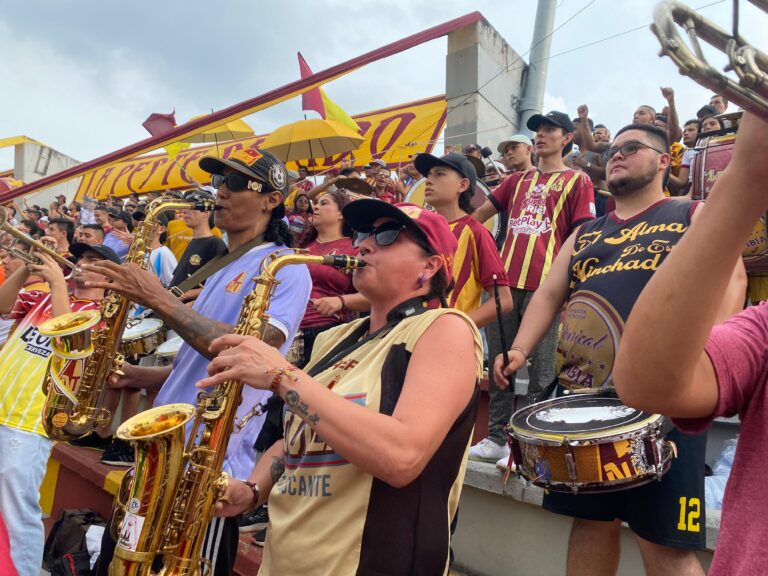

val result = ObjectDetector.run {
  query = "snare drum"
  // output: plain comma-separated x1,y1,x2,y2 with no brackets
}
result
155,335,182,366
120,318,165,358
508,394,674,493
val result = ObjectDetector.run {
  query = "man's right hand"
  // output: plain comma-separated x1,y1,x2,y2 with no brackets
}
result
492,350,527,390
109,363,170,391
577,104,589,121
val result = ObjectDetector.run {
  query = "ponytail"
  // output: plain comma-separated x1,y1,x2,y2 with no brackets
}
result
264,203,294,247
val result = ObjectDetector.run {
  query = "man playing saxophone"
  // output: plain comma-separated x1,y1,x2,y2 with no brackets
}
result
0,243,119,576
84,149,311,576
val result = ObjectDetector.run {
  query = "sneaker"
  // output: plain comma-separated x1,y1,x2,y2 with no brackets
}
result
100,439,135,467
238,506,269,533
468,438,510,463
69,432,113,451
496,454,517,473
252,527,267,547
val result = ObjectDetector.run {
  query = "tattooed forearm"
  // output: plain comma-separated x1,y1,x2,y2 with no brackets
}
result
161,299,233,359
270,456,285,484
285,390,321,425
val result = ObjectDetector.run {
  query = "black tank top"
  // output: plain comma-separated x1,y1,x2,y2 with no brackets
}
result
558,198,698,391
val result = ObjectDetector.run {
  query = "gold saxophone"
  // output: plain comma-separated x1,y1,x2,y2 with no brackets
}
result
109,250,362,576
38,194,216,442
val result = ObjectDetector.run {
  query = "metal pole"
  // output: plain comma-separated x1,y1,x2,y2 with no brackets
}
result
518,0,558,137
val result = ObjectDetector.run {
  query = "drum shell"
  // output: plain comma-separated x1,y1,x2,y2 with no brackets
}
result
120,318,166,358
508,395,673,493
154,335,182,366
691,133,768,271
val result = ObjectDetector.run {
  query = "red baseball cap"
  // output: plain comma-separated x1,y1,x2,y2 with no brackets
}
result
342,199,457,278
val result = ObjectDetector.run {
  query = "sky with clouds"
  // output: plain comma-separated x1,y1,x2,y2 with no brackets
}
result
1,0,764,171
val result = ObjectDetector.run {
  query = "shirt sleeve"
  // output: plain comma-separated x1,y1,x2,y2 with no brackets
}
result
159,248,178,288
473,222,511,289
490,173,520,213
674,302,768,433
265,262,313,353
681,148,695,168
566,172,597,231
3,290,47,320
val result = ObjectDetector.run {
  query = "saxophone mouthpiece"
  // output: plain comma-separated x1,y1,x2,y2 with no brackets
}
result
323,255,365,270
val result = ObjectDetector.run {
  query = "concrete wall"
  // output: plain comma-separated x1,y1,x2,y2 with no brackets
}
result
453,462,717,576
14,143,81,207
445,20,524,152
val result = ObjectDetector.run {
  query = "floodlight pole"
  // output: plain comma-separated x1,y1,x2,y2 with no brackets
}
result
519,0,558,137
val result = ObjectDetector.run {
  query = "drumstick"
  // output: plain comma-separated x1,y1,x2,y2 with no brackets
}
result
493,275,510,368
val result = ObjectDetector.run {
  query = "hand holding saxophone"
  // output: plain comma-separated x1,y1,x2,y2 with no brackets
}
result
83,260,166,309
196,334,291,391
213,479,255,518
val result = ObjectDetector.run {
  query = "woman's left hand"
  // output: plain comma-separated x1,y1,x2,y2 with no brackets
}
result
197,334,291,390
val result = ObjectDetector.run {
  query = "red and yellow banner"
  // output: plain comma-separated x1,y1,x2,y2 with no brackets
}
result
76,95,446,200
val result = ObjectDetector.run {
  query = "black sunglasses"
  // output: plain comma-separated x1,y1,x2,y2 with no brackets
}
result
353,222,405,248
211,172,265,193
606,140,665,160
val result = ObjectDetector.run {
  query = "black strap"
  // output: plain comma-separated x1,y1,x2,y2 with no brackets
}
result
307,297,429,378
171,233,265,296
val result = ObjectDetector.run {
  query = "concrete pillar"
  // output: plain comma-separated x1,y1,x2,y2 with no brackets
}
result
445,19,525,154
14,143,80,206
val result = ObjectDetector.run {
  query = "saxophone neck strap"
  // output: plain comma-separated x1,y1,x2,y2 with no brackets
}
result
170,233,266,297
306,297,429,378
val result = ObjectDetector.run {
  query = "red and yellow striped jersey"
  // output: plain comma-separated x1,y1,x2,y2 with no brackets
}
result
491,168,595,291
448,215,509,314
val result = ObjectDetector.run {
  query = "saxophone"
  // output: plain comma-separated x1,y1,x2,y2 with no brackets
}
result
38,194,216,442
109,250,361,576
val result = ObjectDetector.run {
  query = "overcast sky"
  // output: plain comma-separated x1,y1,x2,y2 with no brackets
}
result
2,0,765,170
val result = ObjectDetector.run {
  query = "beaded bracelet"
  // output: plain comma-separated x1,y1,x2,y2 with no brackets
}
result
265,365,300,393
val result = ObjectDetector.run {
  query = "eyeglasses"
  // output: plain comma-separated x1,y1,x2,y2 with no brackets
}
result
353,222,405,248
211,172,264,193
606,140,666,160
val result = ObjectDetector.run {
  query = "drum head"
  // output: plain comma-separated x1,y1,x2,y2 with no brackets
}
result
123,317,163,340
404,177,500,239
511,395,658,440
156,335,183,357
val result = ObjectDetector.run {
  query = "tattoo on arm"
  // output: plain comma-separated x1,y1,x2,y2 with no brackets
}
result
269,456,285,484
285,390,320,425
262,323,286,349
162,299,233,360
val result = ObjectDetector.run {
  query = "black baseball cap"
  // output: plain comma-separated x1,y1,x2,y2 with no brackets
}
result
413,153,477,193
199,148,288,195
107,208,132,226
69,243,121,264
527,111,575,133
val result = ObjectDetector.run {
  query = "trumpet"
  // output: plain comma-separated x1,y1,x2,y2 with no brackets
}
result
652,0,768,121
0,208,76,272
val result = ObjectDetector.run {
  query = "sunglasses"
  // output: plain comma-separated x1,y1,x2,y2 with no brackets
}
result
352,222,434,255
606,140,666,160
211,172,265,193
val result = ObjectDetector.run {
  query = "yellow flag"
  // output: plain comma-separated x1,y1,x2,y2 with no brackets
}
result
164,141,191,159
320,88,360,132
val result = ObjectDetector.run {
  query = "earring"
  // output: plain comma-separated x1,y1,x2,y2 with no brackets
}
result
417,274,426,288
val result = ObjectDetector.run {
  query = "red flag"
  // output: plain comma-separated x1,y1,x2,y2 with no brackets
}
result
142,111,178,137
298,53,326,119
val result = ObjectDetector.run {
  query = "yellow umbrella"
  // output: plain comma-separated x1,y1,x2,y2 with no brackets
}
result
181,116,255,144
260,118,364,162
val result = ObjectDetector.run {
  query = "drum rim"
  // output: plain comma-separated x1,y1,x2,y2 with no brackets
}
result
509,395,663,442
122,317,164,339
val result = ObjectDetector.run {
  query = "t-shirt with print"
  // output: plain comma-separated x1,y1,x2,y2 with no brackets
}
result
490,168,595,291
674,302,768,576
0,291,99,436
169,235,228,289
154,242,312,480
261,308,483,576
300,237,357,329
448,214,510,315
0,281,49,349
559,199,697,391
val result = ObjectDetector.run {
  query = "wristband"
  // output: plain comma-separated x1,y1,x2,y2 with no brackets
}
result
265,365,300,393
337,295,346,311
243,480,260,510
511,346,529,361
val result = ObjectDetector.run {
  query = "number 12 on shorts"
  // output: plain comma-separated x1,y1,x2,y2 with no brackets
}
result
677,497,701,532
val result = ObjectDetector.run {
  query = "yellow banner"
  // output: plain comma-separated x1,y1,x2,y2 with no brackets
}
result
76,95,446,200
